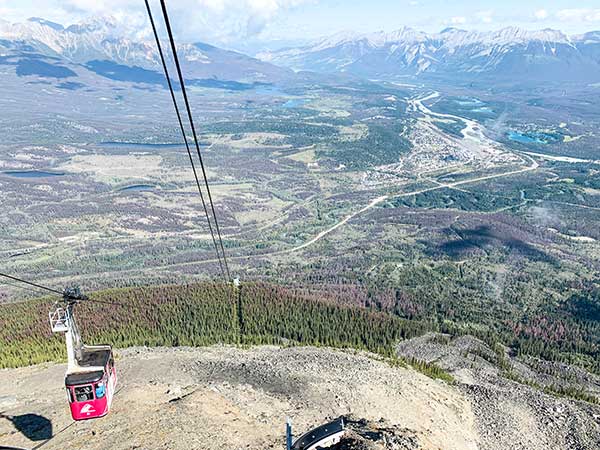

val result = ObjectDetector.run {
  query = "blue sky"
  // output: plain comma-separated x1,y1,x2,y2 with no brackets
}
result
2,0,600,49
275,1,600,36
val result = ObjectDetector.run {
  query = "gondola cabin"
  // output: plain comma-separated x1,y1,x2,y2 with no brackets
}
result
49,291,117,421
65,346,117,420
289,417,345,450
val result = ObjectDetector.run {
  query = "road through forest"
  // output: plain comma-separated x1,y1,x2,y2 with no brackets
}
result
145,92,540,268
26,91,541,285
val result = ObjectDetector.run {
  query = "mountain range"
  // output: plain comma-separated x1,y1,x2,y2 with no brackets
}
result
0,16,290,89
1,17,599,88
259,27,600,83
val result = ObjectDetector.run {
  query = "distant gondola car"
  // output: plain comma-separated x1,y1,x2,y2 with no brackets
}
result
49,289,117,420
291,417,345,450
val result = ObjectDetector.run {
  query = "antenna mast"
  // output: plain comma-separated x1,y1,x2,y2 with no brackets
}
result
286,417,293,450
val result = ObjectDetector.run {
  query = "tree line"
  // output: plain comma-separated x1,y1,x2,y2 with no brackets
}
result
0,282,439,375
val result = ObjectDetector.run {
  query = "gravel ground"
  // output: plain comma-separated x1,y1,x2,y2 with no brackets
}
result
397,333,600,450
1,343,598,449
1,345,475,450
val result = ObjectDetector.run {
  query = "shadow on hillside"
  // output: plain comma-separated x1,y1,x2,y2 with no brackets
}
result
436,225,555,263
0,412,52,441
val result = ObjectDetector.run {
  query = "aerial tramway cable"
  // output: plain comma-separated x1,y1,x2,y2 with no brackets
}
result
1,3,234,301
144,0,227,279
0,272,123,306
0,271,65,296
147,0,232,282
0,2,238,425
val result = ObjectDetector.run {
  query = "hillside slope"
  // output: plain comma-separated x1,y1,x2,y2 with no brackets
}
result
1,345,599,450
0,346,476,450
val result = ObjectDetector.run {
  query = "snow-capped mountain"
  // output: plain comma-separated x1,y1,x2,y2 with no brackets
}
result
3,17,598,86
0,16,290,84
259,26,600,82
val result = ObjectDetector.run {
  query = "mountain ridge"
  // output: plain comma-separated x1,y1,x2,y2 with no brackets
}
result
0,16,291,85
4,17,599,85
258,25,600,82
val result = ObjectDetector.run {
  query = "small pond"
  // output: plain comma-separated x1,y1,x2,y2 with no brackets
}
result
455,97,484,106
281,98,309,108
3,170,65,178
471,106,494,113
507,131,551,144
100,142,183,149
119,184,155,192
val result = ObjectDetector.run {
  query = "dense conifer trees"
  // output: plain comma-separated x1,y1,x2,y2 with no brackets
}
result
0,282,427,369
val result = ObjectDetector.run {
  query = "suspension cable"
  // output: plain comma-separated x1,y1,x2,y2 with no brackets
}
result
0,272,124,306
144,0,226,278
0,272,65,296
156,0,231,281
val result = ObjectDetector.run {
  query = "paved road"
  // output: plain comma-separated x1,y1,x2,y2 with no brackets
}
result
127,114,539,269
18,92,541,286
279,154,538,255
276,92,539,256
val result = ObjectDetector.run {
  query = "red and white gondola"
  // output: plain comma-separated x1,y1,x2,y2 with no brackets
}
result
49,290,117,421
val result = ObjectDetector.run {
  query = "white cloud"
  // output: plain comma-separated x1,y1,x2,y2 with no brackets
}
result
2,0,317,45
556,8,600,23
0,0,18,19
450,16,467,25
476,10,494,24
145,1,318,43
534,9,548,20
442,10,495,29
